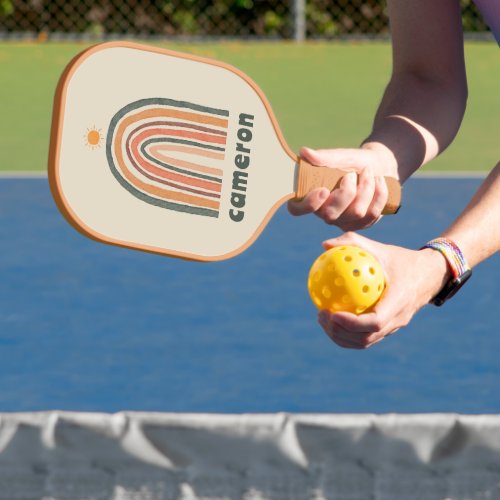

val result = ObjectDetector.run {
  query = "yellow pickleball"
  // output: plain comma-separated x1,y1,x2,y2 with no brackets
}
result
308,245,385,314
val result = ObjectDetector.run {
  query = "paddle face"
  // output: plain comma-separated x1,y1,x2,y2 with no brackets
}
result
49,42,297,261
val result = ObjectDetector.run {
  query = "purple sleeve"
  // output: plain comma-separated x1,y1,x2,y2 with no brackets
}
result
473,0,500,45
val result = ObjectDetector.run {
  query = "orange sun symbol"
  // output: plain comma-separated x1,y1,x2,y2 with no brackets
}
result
84,127,103,149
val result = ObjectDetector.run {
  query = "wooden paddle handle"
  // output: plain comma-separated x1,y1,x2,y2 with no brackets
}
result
295,158,401,215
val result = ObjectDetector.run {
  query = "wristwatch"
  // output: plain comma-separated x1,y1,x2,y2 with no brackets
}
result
421,238,472,306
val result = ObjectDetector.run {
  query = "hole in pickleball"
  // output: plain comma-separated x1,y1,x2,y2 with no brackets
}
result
342,295,351,304
322,286,332,299
362,285,369,293
352,269,360,277
313,271,321,282
359,251,367,257
369,267,376,275
344,256,352,262
313,294,322,307
334,277,344,286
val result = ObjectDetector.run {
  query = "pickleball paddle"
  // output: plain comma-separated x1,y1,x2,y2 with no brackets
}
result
49,41,401,261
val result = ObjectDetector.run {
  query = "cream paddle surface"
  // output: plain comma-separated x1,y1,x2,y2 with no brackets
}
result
49,42,401,261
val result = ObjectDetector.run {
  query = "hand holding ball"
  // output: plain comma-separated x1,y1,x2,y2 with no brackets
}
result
308,245,385,314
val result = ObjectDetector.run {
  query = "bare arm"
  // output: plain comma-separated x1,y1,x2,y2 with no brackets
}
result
289,0,468,226
442,162,500,267
304,1,499,348
364,0,469,181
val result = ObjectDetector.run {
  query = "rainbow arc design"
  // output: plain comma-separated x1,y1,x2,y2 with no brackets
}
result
106,98,229,218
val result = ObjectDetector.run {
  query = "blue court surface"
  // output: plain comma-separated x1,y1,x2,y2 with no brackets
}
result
0,176,498,413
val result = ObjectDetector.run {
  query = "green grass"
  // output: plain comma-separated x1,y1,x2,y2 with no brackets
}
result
0,41,497,172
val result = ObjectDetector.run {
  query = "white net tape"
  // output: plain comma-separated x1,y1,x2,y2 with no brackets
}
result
0,412,500,499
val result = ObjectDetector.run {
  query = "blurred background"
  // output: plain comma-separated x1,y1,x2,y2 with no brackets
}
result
0,0,492,41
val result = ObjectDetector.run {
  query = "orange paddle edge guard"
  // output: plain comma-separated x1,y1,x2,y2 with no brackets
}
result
48,41,402,262
48,41,299,262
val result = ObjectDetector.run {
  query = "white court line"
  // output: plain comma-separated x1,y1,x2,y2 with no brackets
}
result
414,170,487,179
0,171,47,178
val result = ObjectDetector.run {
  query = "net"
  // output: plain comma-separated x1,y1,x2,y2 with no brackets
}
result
1,412,500,499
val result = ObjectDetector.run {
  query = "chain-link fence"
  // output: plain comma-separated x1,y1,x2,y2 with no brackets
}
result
0,0,491,40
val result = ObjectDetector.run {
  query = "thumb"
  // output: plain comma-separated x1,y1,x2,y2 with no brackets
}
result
300,147,366,171
322,231,368,250
299,146,329,166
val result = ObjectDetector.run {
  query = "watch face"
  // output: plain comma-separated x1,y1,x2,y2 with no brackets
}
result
432,269,472,306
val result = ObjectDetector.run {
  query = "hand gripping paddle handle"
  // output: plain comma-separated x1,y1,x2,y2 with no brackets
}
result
295,158,401,215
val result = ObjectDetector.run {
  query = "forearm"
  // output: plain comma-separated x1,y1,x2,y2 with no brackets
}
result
441,162,500,267
361,0,467,182
412,163,500,308
363,73,467,181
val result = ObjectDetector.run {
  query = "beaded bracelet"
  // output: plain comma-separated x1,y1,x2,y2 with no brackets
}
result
421,238,470,278
420,237,472,306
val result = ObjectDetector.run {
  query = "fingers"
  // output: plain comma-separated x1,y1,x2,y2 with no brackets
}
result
289,147,390,230
317,281,411,349
326,169,388,231
318,308,398,349
339,175,388,230
289,171,387,229
348,166,376,220
316,172,358,223
369,175,389,218
287,188,330,216
288,147,354,216
322,231,378,253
